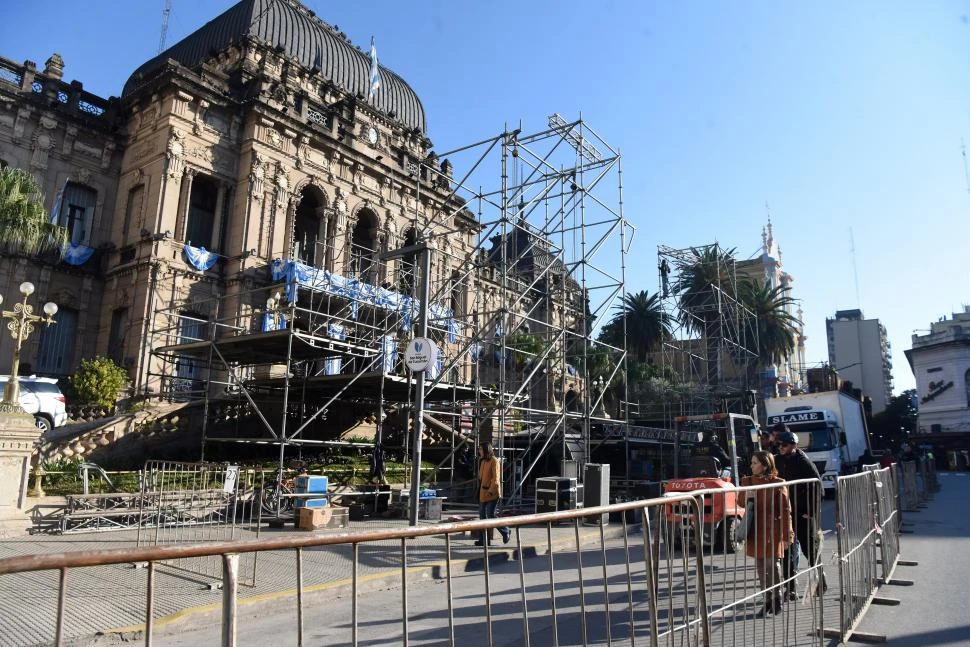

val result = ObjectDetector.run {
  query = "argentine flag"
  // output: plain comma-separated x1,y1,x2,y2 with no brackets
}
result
368,36,381,102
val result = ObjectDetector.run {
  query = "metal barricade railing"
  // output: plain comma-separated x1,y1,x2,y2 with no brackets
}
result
0,470,913,647
833,468,890,644
900,461,920,511
869,465,900,583
0,494,721,647
917,456,938,496
678,477,825,647
137,461,262,586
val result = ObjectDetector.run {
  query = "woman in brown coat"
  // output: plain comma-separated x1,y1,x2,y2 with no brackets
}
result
740,450,794,615
477,442,511,546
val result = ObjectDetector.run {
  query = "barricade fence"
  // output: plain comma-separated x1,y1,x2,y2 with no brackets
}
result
137,461,263,587
0,475,859,647
833,471,881,642
870,465,901,583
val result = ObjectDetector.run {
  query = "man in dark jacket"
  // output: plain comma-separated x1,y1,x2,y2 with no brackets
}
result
774,428,824,597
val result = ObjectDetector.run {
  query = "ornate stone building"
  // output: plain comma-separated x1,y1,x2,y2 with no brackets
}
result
0,0,611,460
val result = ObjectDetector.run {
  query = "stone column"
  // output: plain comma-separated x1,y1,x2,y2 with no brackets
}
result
0,407,40,538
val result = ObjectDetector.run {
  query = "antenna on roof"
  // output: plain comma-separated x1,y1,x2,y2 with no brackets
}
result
159,0,173,54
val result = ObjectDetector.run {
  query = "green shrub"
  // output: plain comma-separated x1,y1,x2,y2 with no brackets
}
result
70,357,130,409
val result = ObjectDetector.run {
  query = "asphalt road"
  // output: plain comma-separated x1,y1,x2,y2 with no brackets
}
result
851,472,970,646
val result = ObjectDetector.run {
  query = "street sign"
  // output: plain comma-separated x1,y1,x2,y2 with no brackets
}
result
404,337,439,373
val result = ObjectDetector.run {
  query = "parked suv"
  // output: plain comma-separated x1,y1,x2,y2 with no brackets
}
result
0,375,68,432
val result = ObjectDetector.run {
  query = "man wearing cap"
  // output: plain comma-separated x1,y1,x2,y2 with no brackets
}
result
774,426,824,597
768,422,787,455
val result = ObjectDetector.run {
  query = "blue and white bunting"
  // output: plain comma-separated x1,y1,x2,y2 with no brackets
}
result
184,245,218,271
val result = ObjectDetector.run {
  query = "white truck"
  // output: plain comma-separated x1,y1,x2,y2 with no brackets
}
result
763,390,871,498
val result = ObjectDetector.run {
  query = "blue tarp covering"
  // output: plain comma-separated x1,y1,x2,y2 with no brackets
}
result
270,260,457,334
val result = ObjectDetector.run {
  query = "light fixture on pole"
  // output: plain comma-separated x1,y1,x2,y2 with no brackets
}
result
0,282,58,411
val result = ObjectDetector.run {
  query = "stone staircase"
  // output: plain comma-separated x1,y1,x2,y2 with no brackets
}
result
33,401,193,465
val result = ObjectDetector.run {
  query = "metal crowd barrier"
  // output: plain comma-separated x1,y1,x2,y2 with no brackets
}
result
0,477,845,647
833,471,881,642
831,461,925,644
900,461,920,511
870,465,901,582
137,461,262,586
918,456,938,494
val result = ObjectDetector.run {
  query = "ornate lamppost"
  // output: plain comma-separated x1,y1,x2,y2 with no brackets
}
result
0,282,58,410
0,282,56,537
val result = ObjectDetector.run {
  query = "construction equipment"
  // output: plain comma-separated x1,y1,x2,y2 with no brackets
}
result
663,409,760,553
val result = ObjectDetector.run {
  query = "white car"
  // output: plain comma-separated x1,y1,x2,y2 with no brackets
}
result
0,375,68,432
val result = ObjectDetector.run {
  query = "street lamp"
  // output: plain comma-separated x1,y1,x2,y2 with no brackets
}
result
0,282,57,411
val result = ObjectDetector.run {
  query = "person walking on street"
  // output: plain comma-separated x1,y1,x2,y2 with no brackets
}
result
740,451,794,616
477,441,511,546
774,429,824,597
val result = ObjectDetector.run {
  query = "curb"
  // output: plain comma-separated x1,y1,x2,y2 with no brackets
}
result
102,521,634,639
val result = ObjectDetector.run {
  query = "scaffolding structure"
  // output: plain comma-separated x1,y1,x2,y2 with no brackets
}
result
146,115,629,506
636,243,759,424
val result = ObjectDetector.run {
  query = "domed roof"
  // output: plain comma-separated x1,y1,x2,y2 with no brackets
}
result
123,0,425,132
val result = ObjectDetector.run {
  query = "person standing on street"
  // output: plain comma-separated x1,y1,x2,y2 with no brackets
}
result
477,442,511,546
774,429,824,597
740,451,794,616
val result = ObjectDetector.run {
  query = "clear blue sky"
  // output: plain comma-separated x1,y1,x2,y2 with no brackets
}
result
4,0,970,394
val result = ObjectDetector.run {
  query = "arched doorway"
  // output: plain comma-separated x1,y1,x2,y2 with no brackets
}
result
397,227,418,294
293,186,327,267
350,209,379,282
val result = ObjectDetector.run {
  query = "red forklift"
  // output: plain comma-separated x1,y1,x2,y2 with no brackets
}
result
663,403,761,553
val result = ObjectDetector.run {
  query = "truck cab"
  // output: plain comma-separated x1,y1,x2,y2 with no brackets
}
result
766,408,845,497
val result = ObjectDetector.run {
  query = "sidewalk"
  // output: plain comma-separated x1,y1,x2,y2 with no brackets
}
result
852,471,970,646
0,511,628,646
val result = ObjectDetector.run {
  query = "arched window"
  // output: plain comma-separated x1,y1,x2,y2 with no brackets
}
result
122,184,145,246
350,209,379,282
450,270,464,318
293,185,327,267
186,175,218,249
397,227,418,294
37,307,78,376
56,182,97,245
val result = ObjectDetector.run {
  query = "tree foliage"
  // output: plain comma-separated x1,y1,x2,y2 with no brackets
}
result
738,279,802,366
869,389,917,451
597,290,671,362
0,167,68,257
70,357,131,409
671,246,738,335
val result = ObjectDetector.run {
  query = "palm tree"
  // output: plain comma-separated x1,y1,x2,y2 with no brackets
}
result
670,245,738,385
738,279,801,368
0,167,67,256
597,290,671,363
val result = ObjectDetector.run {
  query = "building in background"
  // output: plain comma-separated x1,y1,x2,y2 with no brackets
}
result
736,218,807,398
826,309,893,414
905,307,970,435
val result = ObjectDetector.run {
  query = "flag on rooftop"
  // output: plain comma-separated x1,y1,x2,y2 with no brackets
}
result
368,36,381,102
